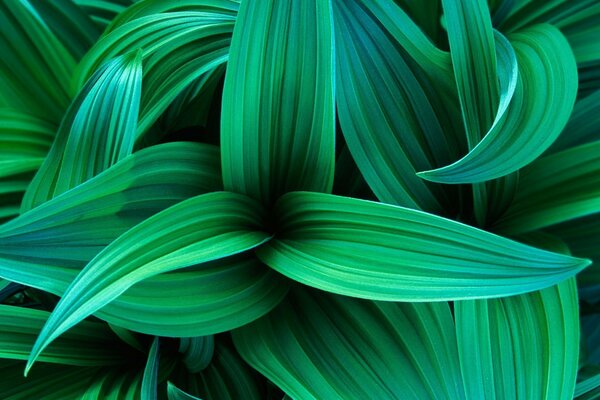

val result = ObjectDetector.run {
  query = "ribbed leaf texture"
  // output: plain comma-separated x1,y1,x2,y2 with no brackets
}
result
0,0,597,398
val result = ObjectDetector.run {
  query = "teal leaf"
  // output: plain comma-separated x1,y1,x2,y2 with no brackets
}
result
495,141,600,234
0,304,135,366
334,0,460,213
418,25,578,183
141,337,159,400
257,192,589,301
221,0,335,206
456,278,579,399
179,336,214,374
22,50,143,211
0,0,75,121
25,192,270,374
75,5,236,140
233,287,465,400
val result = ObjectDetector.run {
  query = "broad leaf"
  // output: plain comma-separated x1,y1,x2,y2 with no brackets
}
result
548,90,600,154
26,191,270,373
22,50,143,211
257,192,589,301
170,339,265,400
334,0,461,213
0,0,75,121
495,141,600,234
0,304,135,366
75,5,236,139
30,0,101,60
179,336,214,373
221,0,335,206
233,287,465,400
0,144,287,338
418,25,577,183
456,279,579,399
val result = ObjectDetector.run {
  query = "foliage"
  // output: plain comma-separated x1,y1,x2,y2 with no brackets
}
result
0,0,599,398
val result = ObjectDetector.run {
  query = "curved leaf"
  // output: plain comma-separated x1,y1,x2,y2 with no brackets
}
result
442,0,499,146
233,287,465,400
0,360,98,400
495,141,600,234
0,304,135,366
418,24,577,183
26,191,270,373
334,0,461,213
456,278,579,399
548,89,600,154
75,9,235,139
30,0,101,60
170,339,265,400
221,0,335,206
179,336,214,373
0,0,75,121
168,382,201,400
142,337,160,400
257,192,589,301
74,0,138,30
22,50,143,211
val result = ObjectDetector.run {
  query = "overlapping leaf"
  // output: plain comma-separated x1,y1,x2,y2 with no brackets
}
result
75,2,237,139
221,0,335,206
234,287,465,399
22,50,143,211
334,0,461,213
419,24,578,183
495,141,600,234
257,192,589,301
170,340,266,400
26,191,271,373
456,278,579,399
0,109,54,221
0,0,75,121
0,144,289,338
0,304,135,366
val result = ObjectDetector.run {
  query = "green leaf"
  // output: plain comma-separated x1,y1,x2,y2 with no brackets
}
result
0,109,55,220
0,142,221,289
221,0,335,206
257,192,589,301
549,89,600,153
334,0,461,213
81,366,143,400
443,0,499,146
546,215,600,303
75,6,236,140
95,254,289,337
0,0,76,122
418,24,578,183
0,143,286,338
0,304,135,366
179,336,214,373
74,0,138,30
233,287,465,399
576,367,600,399
168,382,201,400
22,50,143,211
25,191,270,374
495,141,600,234
142,337,160,400
30,0,102,60
170,339,265,400
0,360,98,400
456,278,579,399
